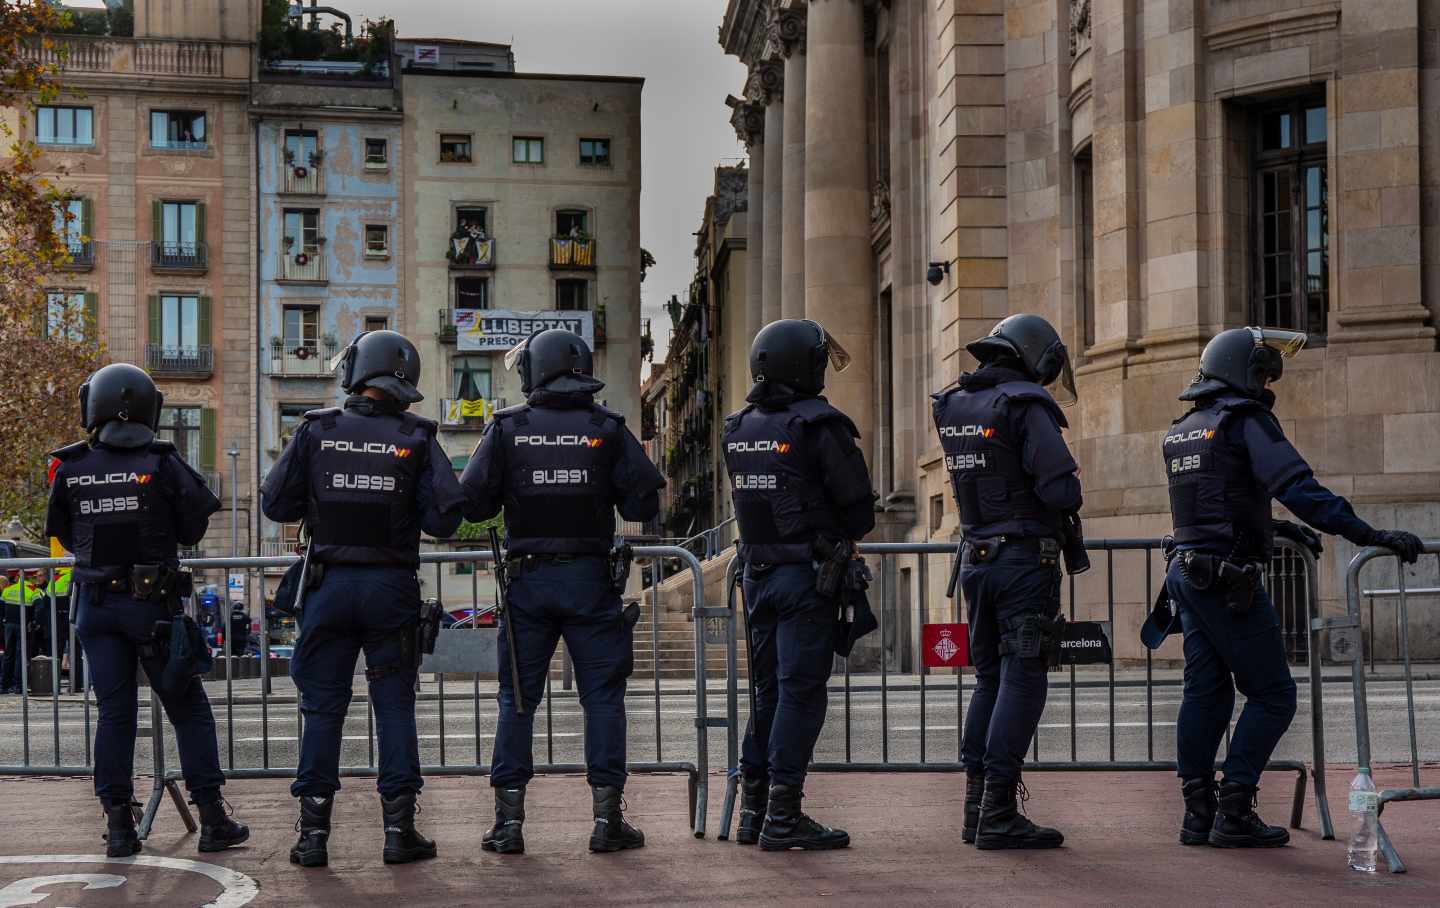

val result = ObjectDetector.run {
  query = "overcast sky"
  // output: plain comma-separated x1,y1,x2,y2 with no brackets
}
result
341,0,748,368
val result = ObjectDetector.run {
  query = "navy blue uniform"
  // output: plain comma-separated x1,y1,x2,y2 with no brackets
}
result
1163,392,1380,786
934,366,1081,783
45,439,226,807
261,398,464,799
723,394,874,787
461,391,663,789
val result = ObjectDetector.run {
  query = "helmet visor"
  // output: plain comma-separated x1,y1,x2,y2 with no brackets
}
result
1052,353,1078,408
1249,327,1307,358
328,331,366,374
503,336,529,372
807,322,852,374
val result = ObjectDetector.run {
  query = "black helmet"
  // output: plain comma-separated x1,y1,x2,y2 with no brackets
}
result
965,314,1076,404
337,330,423,404
505,328,602,394
79,363,163,448
749,318,851,396
1179,327,1307,401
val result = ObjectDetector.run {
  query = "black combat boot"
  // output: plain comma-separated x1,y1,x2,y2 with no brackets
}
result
382,791,438,864
289,796,333,868
1208,781,1289,848
759,784,850,851
1179,778,1217,846
481,786,526,855
735,776,768,846
975,776,1064,850
102,800,141,858
196,798,250,852
589,784,646,853
962,771,986,845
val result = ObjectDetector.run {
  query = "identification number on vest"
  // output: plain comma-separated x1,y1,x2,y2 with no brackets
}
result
330,472,397,492
532,468,591,485
733,473,777,490
945,453,988,471
1169,454,1204,475
79,495,140,515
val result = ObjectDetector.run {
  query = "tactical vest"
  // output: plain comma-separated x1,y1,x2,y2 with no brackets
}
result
932,381,1063,540
722,398,848,564
303,408,430,567
57,442,177,577
1162,396,1273,560
495,403,621,556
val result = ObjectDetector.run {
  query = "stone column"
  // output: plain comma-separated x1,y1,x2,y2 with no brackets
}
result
772,4,808,320
749,59,786,325
728,95,766,346
804,0,874,449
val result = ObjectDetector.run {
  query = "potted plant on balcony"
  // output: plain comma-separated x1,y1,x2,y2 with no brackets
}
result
308,148,326,168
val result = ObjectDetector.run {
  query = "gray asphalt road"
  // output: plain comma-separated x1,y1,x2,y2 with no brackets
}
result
2,673,1436,778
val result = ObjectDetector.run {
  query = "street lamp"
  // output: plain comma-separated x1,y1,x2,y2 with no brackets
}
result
226,446,240,558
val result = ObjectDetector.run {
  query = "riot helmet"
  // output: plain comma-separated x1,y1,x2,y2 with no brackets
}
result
79,363,163,448
503,328,602,394
1179,327,1306,401
335,330,423,404
748,319,851,396
965,314,1077,405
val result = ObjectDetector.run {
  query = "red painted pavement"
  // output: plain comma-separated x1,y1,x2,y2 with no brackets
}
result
0,766,1436,906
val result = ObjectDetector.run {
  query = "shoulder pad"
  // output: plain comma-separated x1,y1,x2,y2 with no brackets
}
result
790,397,861,438
493,403,528,422
148,439,177,455
398,412,439,437
722,404,753,433
303,407,342,422
996,381,1069,429
48,440,91,462
590,403,625,425
929,381,961,404
1213,395,1265,414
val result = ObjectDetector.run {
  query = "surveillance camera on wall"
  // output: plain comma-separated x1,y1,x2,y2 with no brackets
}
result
926,262,950,286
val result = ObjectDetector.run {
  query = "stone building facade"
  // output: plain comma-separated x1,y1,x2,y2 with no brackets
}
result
720,0,1440,663
25,2,257,559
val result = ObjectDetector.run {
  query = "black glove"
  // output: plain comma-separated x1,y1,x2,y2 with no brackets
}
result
1371,530,1425,565
1272,519,1322,557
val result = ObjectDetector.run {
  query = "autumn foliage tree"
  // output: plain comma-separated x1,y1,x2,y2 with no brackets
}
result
0,1,107,536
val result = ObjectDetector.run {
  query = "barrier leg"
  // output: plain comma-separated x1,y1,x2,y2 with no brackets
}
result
167,779,198,833
1288,765,1306,830
718,770,738,842
1377,819,1406,874
1312,766,1335,840
688,769,700,837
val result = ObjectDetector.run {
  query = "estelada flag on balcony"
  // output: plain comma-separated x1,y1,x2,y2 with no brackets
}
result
921,623,970,669
442,398,492,425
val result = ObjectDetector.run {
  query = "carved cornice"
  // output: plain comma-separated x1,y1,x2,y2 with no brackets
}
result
1069,0,1092,59
726,94,766,147
745,58,785,105
768,4,807,58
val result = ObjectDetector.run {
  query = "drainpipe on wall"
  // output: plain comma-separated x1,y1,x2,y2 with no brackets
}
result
253,115,263,568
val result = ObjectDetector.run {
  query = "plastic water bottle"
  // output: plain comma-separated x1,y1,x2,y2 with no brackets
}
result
1347,769,1379,873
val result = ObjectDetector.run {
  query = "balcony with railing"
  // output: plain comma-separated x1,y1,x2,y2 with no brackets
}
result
447,236,495,270
59,240,94,271
150,240,208,273
282,161,324,195
279,250,326,283
268,338,338,378
549,236,596,270
260,537,299,573
21,36,240,79
145,344,213,378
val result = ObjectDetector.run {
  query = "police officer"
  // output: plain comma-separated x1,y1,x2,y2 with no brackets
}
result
44,363,248,857
461,328,663,855
933,314,1081,850
1156,327,1424,848
722,319,874,851
0,572,41,694
261,330,465,867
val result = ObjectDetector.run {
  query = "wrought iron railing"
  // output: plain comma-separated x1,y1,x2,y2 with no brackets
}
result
267,338,337,377
149,240,208,271
145,344,213,376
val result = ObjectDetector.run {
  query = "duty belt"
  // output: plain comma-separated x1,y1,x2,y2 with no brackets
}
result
506,553,600,578
963,535,1061,560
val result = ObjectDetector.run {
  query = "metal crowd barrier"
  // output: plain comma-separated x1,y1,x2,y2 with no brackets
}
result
1335,541,1440,873
0,544,723,839
715,537,1335,842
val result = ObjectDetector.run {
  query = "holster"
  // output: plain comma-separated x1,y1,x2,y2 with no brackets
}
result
365,622,418,682
130,564,191,608
1179,552,1259,614
812,537,849,598
999,611,1066,668
621,601,641,630
608,544,634,594
416,599,443,656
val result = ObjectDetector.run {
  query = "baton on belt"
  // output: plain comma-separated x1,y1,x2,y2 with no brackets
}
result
489,527,525,715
